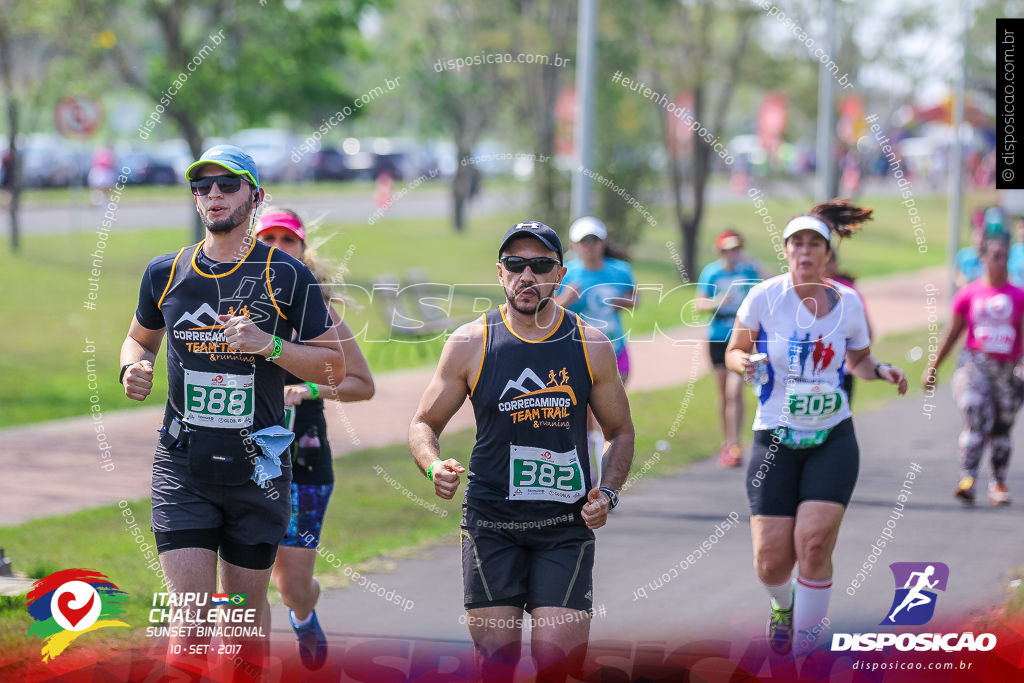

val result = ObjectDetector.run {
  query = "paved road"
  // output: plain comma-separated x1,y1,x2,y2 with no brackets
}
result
5,176,848,235
269,380,1024,663
4,187,526,235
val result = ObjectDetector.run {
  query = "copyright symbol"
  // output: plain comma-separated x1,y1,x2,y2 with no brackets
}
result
1004,168,1015,182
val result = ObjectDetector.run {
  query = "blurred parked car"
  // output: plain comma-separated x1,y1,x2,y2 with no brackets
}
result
157,138,230,182
309,146,360,182
120,151,177,185
233,129,309,183
19,134,81,188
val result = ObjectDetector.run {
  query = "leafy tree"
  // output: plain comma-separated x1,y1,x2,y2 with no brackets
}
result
382,0,518,232
626,0,763,280
88,0,372,239
509,0,577,223
0,0,101,251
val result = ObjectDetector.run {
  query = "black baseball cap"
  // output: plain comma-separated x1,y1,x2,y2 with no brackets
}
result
498,221,563,262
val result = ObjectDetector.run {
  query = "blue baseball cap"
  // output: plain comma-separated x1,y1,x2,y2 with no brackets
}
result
499,220,563,262
185,144,259,190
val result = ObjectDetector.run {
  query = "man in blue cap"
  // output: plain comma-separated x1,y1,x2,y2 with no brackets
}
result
118,144,345,670
409,221,635,680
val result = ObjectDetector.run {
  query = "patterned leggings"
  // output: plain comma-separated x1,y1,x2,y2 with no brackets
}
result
952,349,1024,483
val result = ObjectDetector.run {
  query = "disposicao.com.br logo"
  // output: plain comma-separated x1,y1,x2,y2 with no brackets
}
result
831,562,996,653
26,568,130,662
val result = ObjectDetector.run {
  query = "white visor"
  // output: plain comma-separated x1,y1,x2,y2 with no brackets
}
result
782,215,831,244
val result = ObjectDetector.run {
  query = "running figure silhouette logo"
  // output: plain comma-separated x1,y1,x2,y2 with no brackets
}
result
882,562,950,626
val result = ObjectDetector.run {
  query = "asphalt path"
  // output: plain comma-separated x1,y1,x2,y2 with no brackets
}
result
5,186,526,235
269,381,1024,669
4,179,822,235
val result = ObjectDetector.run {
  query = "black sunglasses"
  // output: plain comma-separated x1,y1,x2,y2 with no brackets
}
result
499,256,561,274
190,174,249,196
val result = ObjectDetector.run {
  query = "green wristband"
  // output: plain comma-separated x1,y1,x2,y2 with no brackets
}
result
305,381,320,400
265,335,283,361
426,459,442,482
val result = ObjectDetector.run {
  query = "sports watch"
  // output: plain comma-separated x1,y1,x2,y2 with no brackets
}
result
599,487,619,509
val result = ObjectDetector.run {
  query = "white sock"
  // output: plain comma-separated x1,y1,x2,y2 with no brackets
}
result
290,610,313,627
793,575,832,656
763,579,793,610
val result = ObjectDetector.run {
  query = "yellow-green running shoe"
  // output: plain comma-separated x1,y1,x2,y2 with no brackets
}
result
767,588,794,655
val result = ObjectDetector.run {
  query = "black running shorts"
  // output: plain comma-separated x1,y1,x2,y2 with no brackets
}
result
151,443,291,554
745,418,859,516
461,503,594,613
708,340,730,368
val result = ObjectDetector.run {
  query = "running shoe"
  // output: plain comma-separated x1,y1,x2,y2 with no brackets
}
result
990,482,1011,506
766,590,794,655
718,443,743,469
954,476,976,504
290,609,327,669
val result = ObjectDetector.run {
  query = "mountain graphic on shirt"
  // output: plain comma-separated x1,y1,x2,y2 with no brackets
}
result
174,303,223,330
500,369,548,399
500,367,578,405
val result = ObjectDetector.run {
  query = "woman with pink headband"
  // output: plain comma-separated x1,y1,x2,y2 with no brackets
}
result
725,199,908,658
256,209,375,669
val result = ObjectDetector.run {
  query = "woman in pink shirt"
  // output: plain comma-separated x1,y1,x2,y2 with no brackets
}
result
926,232,1024,505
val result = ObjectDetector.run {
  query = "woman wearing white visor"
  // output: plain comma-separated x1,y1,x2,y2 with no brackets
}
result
725,199,908,657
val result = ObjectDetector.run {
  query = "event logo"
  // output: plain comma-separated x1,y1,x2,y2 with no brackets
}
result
882,562,949,626
26,569,129,662
831,561,994,653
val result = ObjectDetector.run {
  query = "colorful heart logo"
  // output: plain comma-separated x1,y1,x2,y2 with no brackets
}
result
56,591,95,629
49,581,101,632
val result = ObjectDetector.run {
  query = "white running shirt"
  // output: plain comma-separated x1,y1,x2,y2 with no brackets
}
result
736,273,871,431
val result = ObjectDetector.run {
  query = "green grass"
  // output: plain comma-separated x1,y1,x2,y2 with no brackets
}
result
0,189,980,427
0,326,947,657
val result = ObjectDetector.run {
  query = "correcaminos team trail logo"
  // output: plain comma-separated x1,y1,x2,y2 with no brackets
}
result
26,569,129,662
500,367,577,404
882,561,949,626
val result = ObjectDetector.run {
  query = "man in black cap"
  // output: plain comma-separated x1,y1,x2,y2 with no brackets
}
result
409,221,635,680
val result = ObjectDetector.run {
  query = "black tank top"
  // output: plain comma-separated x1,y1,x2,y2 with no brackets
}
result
466,306,593,523
141,240,331,433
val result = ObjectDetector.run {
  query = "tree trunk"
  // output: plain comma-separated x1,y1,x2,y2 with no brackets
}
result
686,138,712,283
0,13,19,253
452,147,475,233
175,115,207,243
5,99,19,252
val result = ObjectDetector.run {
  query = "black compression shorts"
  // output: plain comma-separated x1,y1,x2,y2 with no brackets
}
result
745,418,859,516
151,443,291,569
461,504,594,613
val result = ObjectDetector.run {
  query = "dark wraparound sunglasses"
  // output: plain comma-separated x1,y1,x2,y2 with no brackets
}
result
499,256,561,274
190,174,250,196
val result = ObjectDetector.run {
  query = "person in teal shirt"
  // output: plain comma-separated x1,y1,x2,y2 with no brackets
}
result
556,216,637,479
696,230,764,468
1008,218,1024,287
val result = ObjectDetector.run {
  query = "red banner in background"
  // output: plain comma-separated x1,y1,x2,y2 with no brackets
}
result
667,92,694,158
838,94,865,145
757,92,788,159
554,86,575,158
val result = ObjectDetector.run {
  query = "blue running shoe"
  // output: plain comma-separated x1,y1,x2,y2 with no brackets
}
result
290,609,327,669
